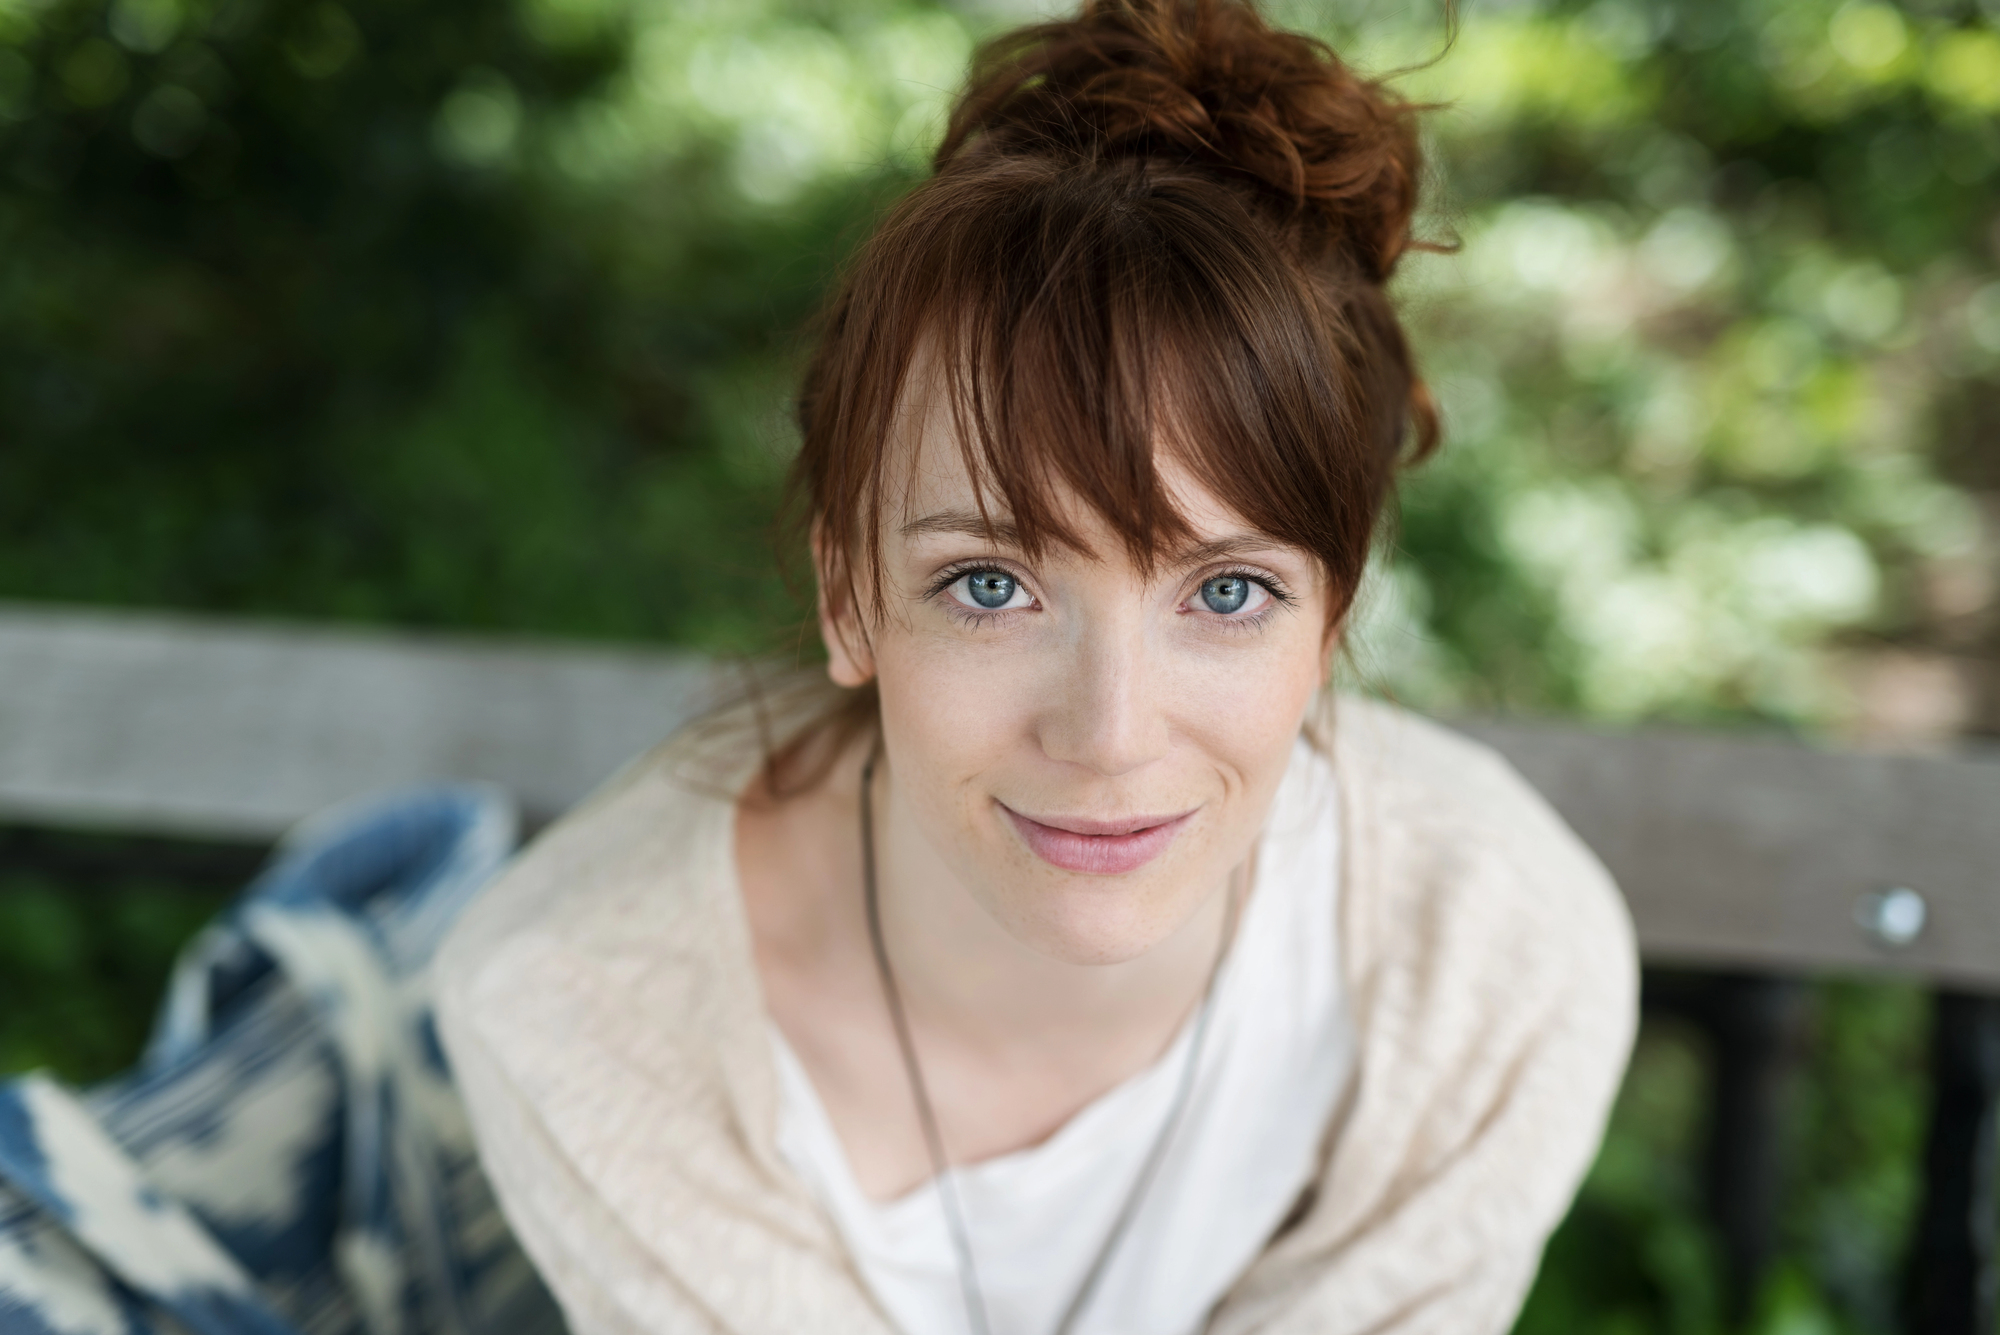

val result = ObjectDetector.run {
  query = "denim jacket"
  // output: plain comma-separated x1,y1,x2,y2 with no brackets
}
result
0,786,564,1335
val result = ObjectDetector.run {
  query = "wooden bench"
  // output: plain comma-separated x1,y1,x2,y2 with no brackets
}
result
1459,719,2000,1332
4,601,1995,1332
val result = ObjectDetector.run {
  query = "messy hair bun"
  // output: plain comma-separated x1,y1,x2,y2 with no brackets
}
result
942,0,1426,285
796,0,1439,636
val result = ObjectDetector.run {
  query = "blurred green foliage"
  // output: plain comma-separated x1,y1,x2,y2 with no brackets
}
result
1338,0,2000,724
0,868,229,1081
1,0,1994,1328
1515,984,1935,1335
2,0,1993,706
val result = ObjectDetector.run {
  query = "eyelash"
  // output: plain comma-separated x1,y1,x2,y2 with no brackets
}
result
1203,566,1295,633
924,560,1036,625
923,561,1294,631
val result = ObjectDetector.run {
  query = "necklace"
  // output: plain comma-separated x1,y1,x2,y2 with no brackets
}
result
858,747,1243,1335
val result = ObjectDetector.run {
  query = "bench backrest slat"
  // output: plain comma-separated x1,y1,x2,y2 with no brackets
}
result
6,604,1995,988
1462,720,2000,990
0,604,719,838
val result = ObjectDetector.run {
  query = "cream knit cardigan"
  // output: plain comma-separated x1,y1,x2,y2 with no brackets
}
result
435,692,1638,1335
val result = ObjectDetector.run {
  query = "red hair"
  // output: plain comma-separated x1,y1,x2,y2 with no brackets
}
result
794,0,1437,632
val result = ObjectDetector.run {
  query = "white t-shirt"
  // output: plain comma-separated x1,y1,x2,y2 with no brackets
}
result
770,738,1352,1335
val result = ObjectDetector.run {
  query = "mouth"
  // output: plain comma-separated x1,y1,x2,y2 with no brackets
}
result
1000,804,1197,876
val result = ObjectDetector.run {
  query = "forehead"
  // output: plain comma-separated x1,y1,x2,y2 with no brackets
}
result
887,368,1279,560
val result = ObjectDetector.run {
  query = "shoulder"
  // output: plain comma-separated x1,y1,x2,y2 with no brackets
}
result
1322,693,1601,860
435,677,852,1077
1321,693,1635,997
430,719,876,1332
435,736,734,1032
1317,693,1638,1155
1210,698,1637,1332
431,716,771,1168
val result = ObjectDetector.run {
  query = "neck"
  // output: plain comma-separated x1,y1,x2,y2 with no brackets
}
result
864,751,1237,1054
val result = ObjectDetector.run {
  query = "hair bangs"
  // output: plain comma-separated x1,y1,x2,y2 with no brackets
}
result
812,155,1392,629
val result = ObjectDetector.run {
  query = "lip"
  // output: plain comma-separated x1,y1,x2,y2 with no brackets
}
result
1001,804,1197,876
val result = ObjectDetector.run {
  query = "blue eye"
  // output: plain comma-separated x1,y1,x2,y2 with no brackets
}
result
1200,576,1251,614
965,570,1017,609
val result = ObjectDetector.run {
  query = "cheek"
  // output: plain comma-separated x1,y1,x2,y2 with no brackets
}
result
1166,621,1328,762
872,628,1040,809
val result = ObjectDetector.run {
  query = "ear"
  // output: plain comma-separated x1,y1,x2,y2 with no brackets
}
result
814,524,876,688
1318,623,1342,684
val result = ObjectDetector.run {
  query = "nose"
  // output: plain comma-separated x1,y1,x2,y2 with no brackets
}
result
1037,620,1170,778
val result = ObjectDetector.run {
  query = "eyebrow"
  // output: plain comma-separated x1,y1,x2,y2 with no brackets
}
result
1172,535,1291,567
899,509,1023,545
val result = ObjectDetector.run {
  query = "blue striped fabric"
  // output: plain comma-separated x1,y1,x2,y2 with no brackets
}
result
0,787,566,1335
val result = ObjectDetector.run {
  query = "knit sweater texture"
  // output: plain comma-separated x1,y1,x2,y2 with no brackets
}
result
435,690,1638,1335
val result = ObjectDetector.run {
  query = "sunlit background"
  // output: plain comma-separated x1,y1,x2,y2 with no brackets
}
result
2,0,1996,1327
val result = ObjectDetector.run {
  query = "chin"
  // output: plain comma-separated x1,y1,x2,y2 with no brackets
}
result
996,870,1206,967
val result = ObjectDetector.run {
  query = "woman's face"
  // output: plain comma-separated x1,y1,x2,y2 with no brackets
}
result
821,395,1338,968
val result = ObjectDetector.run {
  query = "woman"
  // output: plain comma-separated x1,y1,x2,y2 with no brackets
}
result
435,2,1637,1332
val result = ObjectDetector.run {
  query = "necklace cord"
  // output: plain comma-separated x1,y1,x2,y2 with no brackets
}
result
861,747,994,1335
859,744,1244,1335
1051,865,1241,1335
